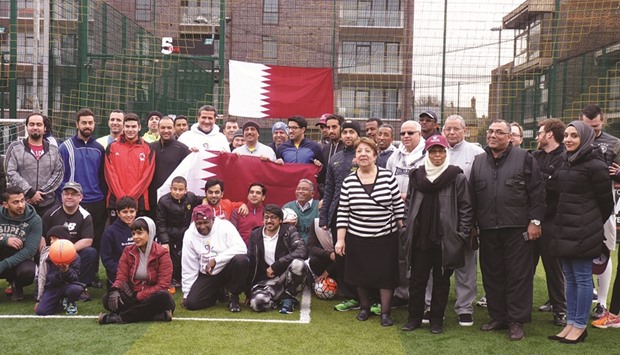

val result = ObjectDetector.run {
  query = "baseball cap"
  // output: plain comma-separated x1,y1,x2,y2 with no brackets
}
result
419,110,439,123
192,205,215,222
424,134,449,151
272,121,288,135
316,113,331,127
62,182,83,194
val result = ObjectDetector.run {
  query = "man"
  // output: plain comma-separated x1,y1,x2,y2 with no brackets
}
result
231,129,245,149
319,119,360,312
42,182,98,287
96,110,125,149
5,113,64,217
510,122,524,148
269,122,288,153
148,116,191,217
365,118,383,143
232,120,276,161
173,115,189,139
580,104,620,319
376,124,396,168
532,118,567,326
418,111,440,139
231,183,266,246
142,111,163,143
386,120,425,199
182,205,248,312
248,204,309,314
470,119,546,341
283,179,319,242
276,116,324,167
202,179,248,221
223,118,239,151
58,109,107,283
321,114,344,164
316,113,330,146
104,113,156,216
0,187,42,301
178,105,230,152
440,115,485,326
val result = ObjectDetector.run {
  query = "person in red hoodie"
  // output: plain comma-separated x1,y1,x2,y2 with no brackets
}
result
98,216,174,324
201,179,248,220
231,183,266,246
104,113,156,218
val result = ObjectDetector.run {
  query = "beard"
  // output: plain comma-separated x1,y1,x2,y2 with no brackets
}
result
79,129,92,138
29,132,42,139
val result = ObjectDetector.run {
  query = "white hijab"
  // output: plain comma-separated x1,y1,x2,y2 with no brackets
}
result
424,146,450,183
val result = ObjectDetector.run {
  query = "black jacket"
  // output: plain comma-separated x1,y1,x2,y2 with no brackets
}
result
155,191,202,244
319,146,356,227
470,145,546,229
403,169,473,270
532,145,566,218
148,139,191,208
551,147,614,258
248,224,308,285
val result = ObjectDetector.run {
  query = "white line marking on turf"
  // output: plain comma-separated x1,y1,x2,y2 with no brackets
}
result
0,288,313,324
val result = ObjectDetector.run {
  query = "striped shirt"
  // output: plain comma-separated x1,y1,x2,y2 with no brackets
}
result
336,168,405,238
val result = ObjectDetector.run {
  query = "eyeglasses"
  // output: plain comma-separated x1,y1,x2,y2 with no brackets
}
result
287,126,301,131
263,215,279,221
486,129,509,136
511,133,523,138
400,131,420,136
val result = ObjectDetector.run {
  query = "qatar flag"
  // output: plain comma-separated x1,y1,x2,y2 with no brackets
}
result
229,60,334,118
157,151,321,206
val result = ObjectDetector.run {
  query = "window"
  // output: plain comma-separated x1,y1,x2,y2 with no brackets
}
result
263,0,278,25
263,36,277,64
514,16,542,67
608,76,620,112
136,0,152,22
341,41,400,73
340,88,399,119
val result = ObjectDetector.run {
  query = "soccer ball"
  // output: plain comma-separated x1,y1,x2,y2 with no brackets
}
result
49,239,77,266
314,277,338,300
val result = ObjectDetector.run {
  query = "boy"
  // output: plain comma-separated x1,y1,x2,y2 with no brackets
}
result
156,176,202,289
35,225,84,315
100,196,137,288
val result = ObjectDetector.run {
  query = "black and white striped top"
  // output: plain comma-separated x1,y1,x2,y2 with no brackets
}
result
336,168,405,238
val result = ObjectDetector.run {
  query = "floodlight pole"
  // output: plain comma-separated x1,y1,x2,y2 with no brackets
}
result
491,26,502,120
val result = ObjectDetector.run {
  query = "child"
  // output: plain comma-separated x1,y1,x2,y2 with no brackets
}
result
35,225,84,315
100,196,137,288
155,176,201,289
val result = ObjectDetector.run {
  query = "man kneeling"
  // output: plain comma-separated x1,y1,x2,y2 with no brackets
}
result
248,204,309,314
182,205,249,312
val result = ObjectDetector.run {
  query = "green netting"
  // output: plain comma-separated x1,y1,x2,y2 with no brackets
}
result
0,0,620,150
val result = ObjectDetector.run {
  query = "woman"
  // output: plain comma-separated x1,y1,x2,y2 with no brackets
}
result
335,137,405,327
401,135,472,334
548,121,613,343
99,217,175,324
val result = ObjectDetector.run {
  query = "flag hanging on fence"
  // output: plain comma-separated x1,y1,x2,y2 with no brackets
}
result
157,151,321,206
229,60,334,119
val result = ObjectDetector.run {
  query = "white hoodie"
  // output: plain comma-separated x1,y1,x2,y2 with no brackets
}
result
386,138,426,194
178,123,230,152
181,218,247,297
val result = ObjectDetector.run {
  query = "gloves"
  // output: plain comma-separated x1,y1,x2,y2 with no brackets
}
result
108,290,123,312
118,281,134,299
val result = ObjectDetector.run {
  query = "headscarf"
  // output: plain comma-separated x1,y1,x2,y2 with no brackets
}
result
566,120,595,164
135,216,157,280
424,147,450,183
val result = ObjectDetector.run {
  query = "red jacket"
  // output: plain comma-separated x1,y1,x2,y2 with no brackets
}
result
202,198,244,221
104,135,156,211
112,242,172,302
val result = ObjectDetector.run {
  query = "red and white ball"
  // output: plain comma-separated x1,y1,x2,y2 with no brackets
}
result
314,277,338,300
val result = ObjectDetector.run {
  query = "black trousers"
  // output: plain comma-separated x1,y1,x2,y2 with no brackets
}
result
186,254,249,310
408,244,453,325
82,199,107,252
532,219,566,313
480,228,534,323
0,259,36,288
169,236,183,283
308,254,337,278
103,290,175,323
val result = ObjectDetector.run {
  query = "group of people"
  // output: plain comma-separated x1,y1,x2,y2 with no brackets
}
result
1,103,620,342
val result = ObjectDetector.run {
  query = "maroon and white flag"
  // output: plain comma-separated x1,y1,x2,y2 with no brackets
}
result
157,151,321,206
229,60,334,118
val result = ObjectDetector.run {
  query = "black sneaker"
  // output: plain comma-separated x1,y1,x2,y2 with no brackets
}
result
98,312,124,325
592,303,607,319
10,284,23,301
79,289,91,302
553,312,567,326
229,295,241,313
538,300,552,312
422,308,431,324
90,281,103,289
152,310,172,322
458,313,474,326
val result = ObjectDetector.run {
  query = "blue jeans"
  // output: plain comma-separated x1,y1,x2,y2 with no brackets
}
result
562,258,593,329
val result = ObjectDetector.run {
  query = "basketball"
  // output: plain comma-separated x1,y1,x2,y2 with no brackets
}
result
49,239,77,266
314,277,338,300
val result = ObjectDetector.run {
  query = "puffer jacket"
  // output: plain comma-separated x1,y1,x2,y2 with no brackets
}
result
551,147,614,258
248,224,308,285
112,242,172,302
155,191,202,244
403,168,473,270
319,146,356,227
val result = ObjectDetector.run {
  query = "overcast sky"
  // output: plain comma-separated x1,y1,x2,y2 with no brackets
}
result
412,0,523,117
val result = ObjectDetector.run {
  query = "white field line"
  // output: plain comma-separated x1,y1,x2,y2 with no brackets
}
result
0,288,313,324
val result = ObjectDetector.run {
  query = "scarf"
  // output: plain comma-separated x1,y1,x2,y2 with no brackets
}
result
566,120,595,164
424,148,451,182
410,165,463,247
135,216,157,280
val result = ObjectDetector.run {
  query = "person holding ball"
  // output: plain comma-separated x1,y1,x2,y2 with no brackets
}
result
35,225,84,315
